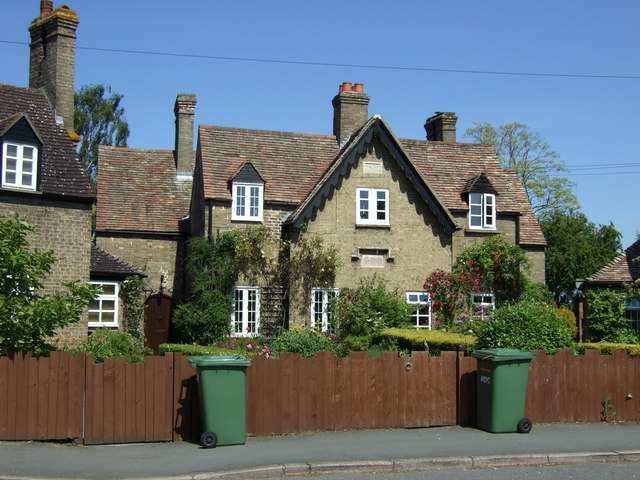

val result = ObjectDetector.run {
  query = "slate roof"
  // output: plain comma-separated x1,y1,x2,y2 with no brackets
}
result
91,245,146,278
585,239,640,284
197,117,546,246
96,146,192,233
0,83,94,201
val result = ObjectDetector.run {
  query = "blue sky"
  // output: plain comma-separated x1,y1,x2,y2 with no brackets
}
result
3,1,639,247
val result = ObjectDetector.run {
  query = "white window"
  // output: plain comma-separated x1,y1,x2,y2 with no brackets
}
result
232,287,260,336
407,291,431,329
625,298,640,331
356,187,389,226
311,288,339,332
469,193,496,229
471,293,495,320
89,281,119,328
2,142,38,191
232,183,263,221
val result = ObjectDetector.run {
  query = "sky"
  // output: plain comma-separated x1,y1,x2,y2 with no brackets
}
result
3,0,639,248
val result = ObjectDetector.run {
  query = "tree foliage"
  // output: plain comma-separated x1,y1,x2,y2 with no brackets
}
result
465,122,579,218
540,211,622,305
74,84,130,184
0,215,98,356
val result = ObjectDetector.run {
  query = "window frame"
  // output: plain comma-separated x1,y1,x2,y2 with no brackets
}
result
625,298,640,331
469,192,496,230
356,187,390,226
2,141,38,191
310,287,339,333
232,182,264,221
471,293,496,320
232,286,260,337
407,291,431,330
88,281,119,328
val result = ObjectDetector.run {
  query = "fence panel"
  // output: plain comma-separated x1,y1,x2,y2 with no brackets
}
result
0,352,84,441
84,354,174,444
525,349,640,423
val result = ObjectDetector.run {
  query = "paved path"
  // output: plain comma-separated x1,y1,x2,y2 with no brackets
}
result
1,423,639,479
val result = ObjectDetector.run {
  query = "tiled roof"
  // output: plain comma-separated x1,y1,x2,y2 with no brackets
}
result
0,84,94,200
199,125,338,204
96,146,191,233
198,119,546,246
586,239,640,284
91,245,146,277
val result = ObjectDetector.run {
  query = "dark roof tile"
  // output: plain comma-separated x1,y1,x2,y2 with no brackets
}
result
0,84,94,200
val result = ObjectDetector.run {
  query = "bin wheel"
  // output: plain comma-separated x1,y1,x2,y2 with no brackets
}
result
517,418,532,434
201,431,218,448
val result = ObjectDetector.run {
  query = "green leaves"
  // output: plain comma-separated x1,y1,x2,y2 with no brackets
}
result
465,121,579,218
74,84,130,185
0,215,99,356
540,211,622,305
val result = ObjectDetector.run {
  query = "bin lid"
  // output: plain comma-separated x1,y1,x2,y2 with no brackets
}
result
187,355,251,367
471,348,536,362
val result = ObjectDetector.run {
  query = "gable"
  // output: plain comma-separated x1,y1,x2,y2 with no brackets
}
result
232,162,264,185
586,239,640,284
0,114,43,146
288,116,457,235
462,173,497,196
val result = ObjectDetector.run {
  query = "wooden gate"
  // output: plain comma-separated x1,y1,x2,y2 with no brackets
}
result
144,294,173,354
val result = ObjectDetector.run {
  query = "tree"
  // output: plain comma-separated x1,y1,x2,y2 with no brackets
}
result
74,84,130,184
540,211,622,306
465,122,579,218
0,215,98,356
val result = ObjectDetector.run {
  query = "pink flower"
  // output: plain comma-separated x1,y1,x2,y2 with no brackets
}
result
247,344,253,350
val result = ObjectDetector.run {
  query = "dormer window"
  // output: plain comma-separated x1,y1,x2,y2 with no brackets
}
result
2,142,38,191
469,192,495,230
232,183,263,221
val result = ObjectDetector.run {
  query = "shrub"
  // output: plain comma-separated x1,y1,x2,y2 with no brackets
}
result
378,328,476,356
160,343,239,356
172,290,232,345
332,277,413,339
585,289,639,343
575,342,640,356
271,328,337,358
76,328,153,363
555,306,578,340
475,302,573,353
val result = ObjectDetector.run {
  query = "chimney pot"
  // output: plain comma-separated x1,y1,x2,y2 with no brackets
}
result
40,1,53,17
340,82,353,93
353,83,364,93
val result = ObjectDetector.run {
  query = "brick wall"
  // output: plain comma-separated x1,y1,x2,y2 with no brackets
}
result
292,137,454,327
96,233,187,302
0,195,92,343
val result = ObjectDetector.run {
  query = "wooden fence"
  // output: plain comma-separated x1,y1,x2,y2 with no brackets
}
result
0,349,639,444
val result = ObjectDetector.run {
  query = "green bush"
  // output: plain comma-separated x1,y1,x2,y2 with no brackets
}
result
378,328,476,356
159,343,238,356
332,277,413,339
172,290,232,345
76,328,153,363
584,289,639,343
271,328,337,358
555,306,578,339
475,302,573,353
575,342,640,356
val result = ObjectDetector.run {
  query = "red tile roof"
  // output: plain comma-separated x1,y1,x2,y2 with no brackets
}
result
198,118,546,246
96,146,191,233
0,83,94,200
586,239,640,284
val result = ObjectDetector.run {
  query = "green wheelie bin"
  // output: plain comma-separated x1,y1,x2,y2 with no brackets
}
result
188,355,251,448
471,348,536,433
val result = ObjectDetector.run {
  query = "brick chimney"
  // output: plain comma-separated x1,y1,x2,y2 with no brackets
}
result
425,112,458,142
28,1,80,131
174,93,197,177
332,82,370,144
